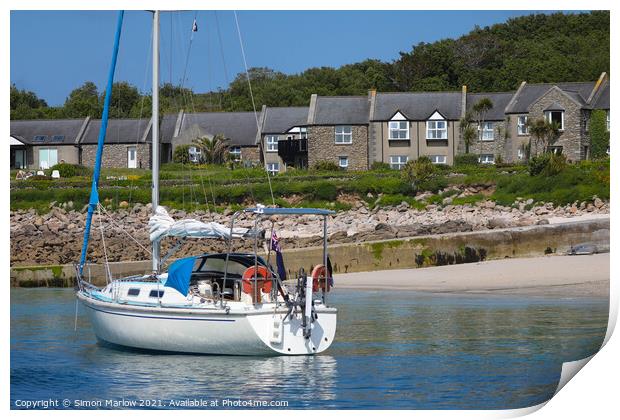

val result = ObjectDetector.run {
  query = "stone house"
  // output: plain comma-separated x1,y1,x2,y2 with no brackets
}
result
464,92,514,164
10,118,88,169
307,95,370,171
503,73,609,162
256,106,309,174
170,111,261,165
81,118,154,169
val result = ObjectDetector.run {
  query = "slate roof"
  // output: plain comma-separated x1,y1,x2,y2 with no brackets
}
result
262,107,309,134
373,92,462,121
180,112,260,146
593,81,610,109
313,96,370,125
160,113,178,143
466,92,515,120
10,119,86,145
505,82,596,113
81,118,151,144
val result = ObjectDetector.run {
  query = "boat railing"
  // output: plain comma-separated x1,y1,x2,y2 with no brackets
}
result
221,207,334,308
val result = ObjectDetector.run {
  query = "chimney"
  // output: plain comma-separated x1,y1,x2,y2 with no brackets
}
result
368,89,377,121
461,85,467,118
307,94,318,125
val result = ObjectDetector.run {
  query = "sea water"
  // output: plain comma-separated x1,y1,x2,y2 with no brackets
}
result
10,288,608,409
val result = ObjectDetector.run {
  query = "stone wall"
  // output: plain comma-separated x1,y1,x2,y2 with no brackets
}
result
241,146,261,164
308,125,368,170
81,143,151,168
528,88,585,161
467,119,509,162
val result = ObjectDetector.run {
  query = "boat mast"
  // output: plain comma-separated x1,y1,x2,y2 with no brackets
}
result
152,10,160,272
78,11,124,275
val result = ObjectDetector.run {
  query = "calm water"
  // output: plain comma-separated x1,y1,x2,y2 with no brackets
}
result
11,288,608,410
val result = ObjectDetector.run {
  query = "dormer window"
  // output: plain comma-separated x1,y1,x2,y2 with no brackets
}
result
426,111,448,140
545,110,564,131
388,121,409,140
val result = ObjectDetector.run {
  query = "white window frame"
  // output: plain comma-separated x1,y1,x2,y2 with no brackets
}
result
517,147,525,161
607,110,610,132
545,111,564,131
266,162,279,175
229,146,242,161
517,116,529,135
426,120,448,140
388,121,409,140
188,146,201,163
429,155,447,165
389,155,408,170
479,154,495,164
265,135,279,152
547,146,563,155
335,126,352,144
300,127,308,139
338,156,349,169
480,122,495,141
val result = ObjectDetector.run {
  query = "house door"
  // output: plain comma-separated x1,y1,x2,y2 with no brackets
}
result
127,147,137,168
14,149,25,169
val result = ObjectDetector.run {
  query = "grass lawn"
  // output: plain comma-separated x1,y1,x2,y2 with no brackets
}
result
10,159,610,213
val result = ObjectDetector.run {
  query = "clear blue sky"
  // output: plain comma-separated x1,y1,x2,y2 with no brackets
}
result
11,10,567,106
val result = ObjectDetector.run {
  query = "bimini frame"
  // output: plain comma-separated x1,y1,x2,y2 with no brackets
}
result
222,207,335,307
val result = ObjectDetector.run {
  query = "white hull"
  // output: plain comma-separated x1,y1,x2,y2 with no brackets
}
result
78,292,337,356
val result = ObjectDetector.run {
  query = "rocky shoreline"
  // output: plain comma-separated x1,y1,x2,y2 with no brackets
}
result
10,189,609,267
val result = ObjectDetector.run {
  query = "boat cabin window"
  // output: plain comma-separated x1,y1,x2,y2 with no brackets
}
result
149,290,164,298
194,255,265,277
127,288,140,296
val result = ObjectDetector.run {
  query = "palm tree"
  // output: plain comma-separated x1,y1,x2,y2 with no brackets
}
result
527,119,560,157
472,98,493,156
459,111,477,154
192,134,230,164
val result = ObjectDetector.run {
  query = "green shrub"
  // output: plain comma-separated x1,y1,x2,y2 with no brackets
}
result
310,181,338,201
173,145,193,164
370,161,392,171
311,160,341,171
528,153,567,176
402,156,436,186
590,109,610,158
454,154,479,167
528,154,551,176
544,153,568,176
50,163,91,178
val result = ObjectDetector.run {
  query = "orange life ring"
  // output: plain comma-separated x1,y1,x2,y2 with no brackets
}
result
242,266,273,303
311,264,331,293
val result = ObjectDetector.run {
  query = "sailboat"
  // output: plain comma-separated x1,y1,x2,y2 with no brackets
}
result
75,11,337,356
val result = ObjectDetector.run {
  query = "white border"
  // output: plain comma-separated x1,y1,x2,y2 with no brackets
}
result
3,1,617,419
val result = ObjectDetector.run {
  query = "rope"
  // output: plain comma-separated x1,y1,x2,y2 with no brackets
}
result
233,11,276,207
98,204,153,256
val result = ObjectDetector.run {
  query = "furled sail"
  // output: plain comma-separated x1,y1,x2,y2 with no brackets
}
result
148,206,252,242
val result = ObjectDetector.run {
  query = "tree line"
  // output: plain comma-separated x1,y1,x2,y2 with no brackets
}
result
11,11,609,120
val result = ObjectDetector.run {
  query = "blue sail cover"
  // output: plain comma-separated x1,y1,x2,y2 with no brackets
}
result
165,257,195,296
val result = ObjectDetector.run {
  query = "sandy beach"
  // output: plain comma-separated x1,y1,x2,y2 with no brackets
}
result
335,253,610,298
